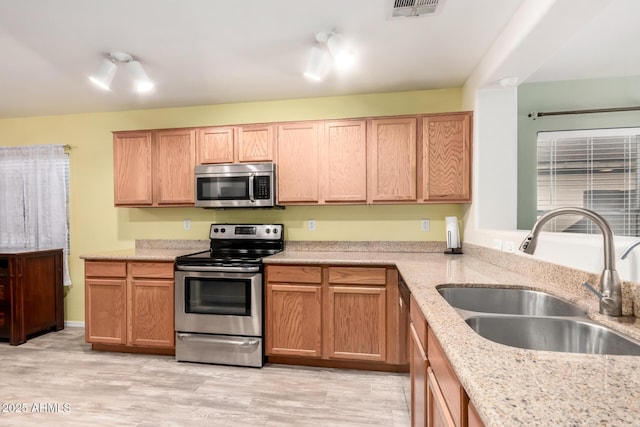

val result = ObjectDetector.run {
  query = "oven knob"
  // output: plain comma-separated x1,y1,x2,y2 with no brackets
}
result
273,228,278,233
266,229,271,234
221,228,226,233
213,228,219,233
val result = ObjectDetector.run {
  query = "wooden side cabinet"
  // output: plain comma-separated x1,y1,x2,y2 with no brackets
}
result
276,122,321,203
0,249,64,346
113,131,153,206
85,260,175,354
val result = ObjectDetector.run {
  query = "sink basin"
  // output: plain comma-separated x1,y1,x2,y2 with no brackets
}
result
465,316,640,356
438,286,587,317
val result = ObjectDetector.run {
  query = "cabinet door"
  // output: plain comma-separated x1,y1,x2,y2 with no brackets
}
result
321,120,367,203
129,279,175,348
368,118,417,202
427,367,456,427
196,127,235,164
153,129,196,205
238,124,275,162
421,113,471,201
266,283,322,357
325,286,386,361
113,131,153,206
411,323,428,427
85,279,127,345
468,400,485,427
277,122,321,203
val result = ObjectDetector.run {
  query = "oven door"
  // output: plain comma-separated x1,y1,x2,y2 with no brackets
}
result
175,270,262,337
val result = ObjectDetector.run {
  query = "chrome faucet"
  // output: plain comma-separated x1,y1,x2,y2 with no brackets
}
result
519,207,623,317
620,240,640,260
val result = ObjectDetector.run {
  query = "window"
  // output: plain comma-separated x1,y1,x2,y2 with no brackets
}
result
537,127,640,237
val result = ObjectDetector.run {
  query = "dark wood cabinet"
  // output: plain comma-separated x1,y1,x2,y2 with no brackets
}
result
0,249,64,345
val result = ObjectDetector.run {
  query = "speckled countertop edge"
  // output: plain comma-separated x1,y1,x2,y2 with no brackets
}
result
264,250,640,427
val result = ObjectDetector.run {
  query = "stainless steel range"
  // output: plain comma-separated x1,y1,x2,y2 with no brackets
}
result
174,223,283,367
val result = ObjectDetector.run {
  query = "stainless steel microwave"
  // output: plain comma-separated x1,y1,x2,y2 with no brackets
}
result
194,162,276,208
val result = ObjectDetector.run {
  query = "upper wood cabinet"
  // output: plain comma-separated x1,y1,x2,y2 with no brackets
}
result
196,124,275,165
113,131,153,205
238,124,275,163
420,113,472,202
196,126,235,164
277,122,321,203
113,129,195,207
367,117,417,203
320,120,368,203
153,129,196,205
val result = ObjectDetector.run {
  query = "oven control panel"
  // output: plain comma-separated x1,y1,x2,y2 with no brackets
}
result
210,224,283,240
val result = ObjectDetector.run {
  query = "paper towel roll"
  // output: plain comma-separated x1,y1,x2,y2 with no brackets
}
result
445,216,461,250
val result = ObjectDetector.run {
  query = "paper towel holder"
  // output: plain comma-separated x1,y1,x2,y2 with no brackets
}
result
444,216,463,255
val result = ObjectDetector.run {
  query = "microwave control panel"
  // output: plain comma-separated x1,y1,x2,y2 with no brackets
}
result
254,176,271,199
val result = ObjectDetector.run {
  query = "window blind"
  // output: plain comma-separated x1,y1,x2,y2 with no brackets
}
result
537,127,640,237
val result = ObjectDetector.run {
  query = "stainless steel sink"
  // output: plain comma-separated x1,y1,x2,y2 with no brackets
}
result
465,316,640,356
437,286,587,317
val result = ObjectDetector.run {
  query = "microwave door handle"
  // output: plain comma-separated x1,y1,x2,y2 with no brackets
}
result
248,173,255,202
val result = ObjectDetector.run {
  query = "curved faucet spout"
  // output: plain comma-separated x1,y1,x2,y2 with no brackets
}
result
518,207,622,316
621,240,640,260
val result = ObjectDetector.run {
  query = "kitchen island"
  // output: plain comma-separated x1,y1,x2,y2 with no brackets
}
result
264,247,640,427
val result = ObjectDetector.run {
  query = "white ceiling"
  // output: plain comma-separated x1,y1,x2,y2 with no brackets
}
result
0,0,637,119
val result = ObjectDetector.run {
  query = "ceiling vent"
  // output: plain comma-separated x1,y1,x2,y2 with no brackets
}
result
391,0,443,18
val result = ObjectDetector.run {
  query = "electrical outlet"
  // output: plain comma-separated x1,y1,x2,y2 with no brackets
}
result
183,219,191,231
503,241,515,253
421,219,430,232
493,239,503,251
307,219,316,231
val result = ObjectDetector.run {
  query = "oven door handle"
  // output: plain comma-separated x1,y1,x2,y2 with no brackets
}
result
176,265,260,273
248,173,255,203
177,333,260,349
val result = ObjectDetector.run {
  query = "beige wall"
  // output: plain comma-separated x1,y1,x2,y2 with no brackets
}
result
0,88,465,322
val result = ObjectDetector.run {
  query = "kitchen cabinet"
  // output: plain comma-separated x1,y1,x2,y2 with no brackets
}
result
427,367,456,427
368,117,417,203
0,249,64,345
276,122,321,203
196,124,275,165
320,120,368,203
325,267,387,361
410,295,428,427
85,260,175,354
420,113,472,202
265,264,405,370
467,401,485,427
113,131,153,205
113,129,195,206
265,265,322,357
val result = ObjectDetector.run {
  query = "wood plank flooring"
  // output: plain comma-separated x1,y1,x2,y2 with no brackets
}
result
0,328,410,426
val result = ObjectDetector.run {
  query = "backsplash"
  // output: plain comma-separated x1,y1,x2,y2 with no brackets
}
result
464,243,640,318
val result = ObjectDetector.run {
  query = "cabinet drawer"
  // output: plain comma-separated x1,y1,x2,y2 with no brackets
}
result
266,265,322,284
428,327,467,427
129,262,174,279
85,261,127,278
328,267,386,286
410,295,427,350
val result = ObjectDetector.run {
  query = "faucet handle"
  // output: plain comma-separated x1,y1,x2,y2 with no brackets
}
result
582,282,617,311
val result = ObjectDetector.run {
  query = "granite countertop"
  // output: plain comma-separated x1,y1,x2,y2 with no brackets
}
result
79,248,202,261
264,250,640,427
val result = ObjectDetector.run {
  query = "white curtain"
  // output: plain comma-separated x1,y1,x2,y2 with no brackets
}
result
0,145,71,285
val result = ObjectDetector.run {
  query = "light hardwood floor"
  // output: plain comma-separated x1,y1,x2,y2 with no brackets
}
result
0,328,410,426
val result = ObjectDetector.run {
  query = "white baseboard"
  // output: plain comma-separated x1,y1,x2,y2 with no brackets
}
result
64,320,85,328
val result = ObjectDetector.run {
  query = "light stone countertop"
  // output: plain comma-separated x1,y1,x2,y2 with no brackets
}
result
79,247,202,261
264,250,640,427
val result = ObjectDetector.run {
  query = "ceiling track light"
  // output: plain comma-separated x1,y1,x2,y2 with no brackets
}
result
303,31,355,82
89,51,154,93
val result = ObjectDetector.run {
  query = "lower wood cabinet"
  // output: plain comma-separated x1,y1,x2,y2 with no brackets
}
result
84,260,175,354
265,264,405,369
410,294,485,427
